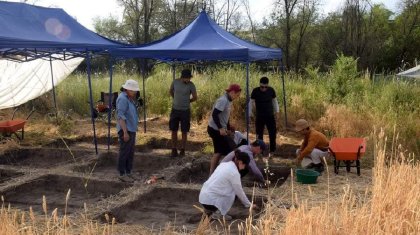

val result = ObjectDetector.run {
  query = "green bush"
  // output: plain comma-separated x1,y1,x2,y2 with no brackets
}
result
47,59,418,155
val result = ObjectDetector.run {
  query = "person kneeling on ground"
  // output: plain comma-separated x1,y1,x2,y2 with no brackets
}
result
295,119,329,173
221,140,267,185
232,130,248,147
199,151,258,220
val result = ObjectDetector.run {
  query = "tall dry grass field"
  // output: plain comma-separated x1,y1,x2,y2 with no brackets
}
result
1,130,418,234
270,129,419,235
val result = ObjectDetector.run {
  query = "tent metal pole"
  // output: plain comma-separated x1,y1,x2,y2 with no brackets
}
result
86,52,98,154
107,57,114,150
142,64,146,133
280,59,287,129
172,63,176,80
49,56,58,123
246,62,250,142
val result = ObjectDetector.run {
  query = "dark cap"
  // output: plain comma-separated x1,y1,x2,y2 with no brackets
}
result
181,69,192,78
251,139,266,151
225,83,242,93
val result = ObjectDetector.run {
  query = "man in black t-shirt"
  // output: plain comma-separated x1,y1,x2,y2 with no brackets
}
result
249,77,279,153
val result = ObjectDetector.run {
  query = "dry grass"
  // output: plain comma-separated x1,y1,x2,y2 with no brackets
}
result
272,128,419,235
318,104,373,138
0,123,418,234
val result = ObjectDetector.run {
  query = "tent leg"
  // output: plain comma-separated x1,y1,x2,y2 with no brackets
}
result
280,59,287,130
49,56,58,124
107,57,114,151
86,53,98,155
172,63,176,81
246,62,250,142
142,66,147,133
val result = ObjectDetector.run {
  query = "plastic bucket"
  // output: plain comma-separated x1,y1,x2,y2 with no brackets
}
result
296,169,320,184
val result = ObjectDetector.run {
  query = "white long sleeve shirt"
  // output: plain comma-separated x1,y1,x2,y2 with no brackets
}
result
199,161,251,215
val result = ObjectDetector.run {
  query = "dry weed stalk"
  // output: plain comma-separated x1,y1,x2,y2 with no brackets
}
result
276,128,419,235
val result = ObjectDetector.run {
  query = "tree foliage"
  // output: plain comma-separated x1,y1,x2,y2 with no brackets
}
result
93,0,419,73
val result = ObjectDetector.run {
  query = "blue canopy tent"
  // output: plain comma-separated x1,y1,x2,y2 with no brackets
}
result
0,1,125,59
109,11,285,142
110,11,281,62
0,1,129,154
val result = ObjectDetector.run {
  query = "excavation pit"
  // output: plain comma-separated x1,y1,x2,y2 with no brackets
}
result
1,174,128,215
73,152,175,179
0,148,93,168
174,160,291,187
103,187,265,231
0,169,24,184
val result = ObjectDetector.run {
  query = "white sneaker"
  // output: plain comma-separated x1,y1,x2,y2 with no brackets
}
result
211,210,232,221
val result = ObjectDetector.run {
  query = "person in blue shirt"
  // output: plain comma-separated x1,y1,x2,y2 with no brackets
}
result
116,79,140,183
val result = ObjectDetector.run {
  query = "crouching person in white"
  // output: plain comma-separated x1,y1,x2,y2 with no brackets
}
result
199,151,257,220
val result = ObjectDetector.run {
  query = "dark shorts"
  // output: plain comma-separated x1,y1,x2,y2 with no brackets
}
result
169,109,191,132
201,204,218,213
207,126,235,155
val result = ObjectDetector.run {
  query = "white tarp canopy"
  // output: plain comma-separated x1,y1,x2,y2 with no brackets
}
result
397,65,420,79
0,57,83,109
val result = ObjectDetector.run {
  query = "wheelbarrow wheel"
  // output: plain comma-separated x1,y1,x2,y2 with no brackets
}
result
334,159,339,174
345,161,351,172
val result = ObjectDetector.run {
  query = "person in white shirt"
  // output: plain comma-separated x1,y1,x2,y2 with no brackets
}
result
199,151,257,220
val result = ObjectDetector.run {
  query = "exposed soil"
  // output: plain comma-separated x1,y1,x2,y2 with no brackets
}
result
0,147,93,167
174,158,291,187
0,116,373,233
2,174,128,215
107,186,266,231
0,169,24,184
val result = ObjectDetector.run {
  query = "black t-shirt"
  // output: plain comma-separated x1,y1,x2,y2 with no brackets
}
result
251,87,276,116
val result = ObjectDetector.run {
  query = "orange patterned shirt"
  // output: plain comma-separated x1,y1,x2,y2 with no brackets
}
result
299,129,329,160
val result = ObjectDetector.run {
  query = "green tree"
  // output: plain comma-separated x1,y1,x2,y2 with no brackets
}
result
388,0,420,70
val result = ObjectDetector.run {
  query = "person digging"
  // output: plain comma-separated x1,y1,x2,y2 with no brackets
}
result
199,151,258,221
295,119,329,173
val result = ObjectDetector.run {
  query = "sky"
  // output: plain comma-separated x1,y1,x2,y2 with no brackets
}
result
5,0,400,31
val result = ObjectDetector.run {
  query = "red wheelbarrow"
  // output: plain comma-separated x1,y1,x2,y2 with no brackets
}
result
0,108,35,140
329,138,366,176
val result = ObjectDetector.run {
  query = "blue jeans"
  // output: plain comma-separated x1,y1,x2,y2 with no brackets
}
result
118,130,136,175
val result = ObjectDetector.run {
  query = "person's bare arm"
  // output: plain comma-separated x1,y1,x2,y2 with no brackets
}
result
190,90,197,102
169,82,174,98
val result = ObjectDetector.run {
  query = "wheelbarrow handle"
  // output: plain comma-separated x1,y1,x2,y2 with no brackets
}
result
26,108,36,120
11,107,19,120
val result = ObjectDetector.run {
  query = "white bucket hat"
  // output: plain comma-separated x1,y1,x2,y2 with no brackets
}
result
122,79,140,91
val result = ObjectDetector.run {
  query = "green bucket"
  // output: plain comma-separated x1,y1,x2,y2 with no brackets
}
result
296,169,320,184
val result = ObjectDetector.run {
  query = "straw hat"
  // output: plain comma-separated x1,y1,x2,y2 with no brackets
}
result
122,79,140,91
295,119,310,132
